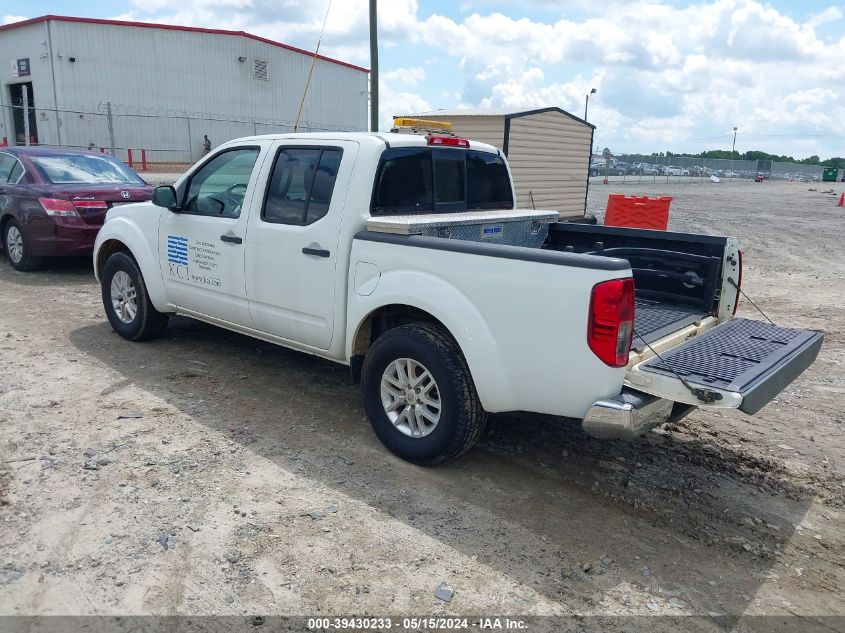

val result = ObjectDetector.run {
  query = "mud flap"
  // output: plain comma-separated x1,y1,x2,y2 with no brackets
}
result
634,318,823,414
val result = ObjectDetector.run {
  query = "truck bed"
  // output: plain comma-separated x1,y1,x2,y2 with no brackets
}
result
633,298,707,351
546,222,732,346
364,215,731,352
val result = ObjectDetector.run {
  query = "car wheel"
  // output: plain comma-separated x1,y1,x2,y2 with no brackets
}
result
3,219,42,271
361,322,487,466
101,251,169,341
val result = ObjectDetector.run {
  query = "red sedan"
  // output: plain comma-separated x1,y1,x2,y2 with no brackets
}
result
0,147,153,271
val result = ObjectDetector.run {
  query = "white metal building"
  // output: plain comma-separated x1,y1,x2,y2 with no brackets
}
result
404,108,594,218
0,15,368,162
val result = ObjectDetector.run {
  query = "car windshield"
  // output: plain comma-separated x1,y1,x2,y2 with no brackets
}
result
30,154,145,185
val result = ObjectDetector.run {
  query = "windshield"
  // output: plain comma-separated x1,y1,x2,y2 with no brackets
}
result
30,154,145,185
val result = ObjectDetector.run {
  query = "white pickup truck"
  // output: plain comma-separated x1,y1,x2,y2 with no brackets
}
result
93,132,822,465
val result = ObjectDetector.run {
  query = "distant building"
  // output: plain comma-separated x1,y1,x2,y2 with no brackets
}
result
0,15,368,162
402,108,594,218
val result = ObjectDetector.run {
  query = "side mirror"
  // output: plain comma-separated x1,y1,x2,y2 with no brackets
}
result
153,185,179,209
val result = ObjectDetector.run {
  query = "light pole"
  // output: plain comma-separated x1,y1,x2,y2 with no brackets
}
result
731,126,738,179
369,0,379,132
584,87,596,121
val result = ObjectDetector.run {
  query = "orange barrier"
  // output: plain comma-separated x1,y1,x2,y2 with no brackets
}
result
604,194,673,231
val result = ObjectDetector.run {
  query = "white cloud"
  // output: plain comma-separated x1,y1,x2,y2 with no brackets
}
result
2,15,28,25
806,6,843,29
379,82,431,131
382,67,426,87
410,0,845,157
101,0,845,157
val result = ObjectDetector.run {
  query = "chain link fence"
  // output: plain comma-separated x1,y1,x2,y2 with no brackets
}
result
588,154,836,183
0,102,364,169
1,101,840,182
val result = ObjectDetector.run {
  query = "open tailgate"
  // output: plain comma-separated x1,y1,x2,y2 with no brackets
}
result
626,318,823,414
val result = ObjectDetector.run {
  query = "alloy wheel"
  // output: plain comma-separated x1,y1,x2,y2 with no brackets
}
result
5,225,23,264
110,270,138,324
380,358,442,438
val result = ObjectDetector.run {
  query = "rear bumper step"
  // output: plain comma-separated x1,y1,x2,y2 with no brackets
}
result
582,390,693,440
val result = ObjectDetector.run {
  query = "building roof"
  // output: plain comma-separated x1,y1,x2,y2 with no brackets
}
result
0,14,368,74
405,106,594,129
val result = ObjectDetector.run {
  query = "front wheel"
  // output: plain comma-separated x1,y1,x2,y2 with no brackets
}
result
361,323,487,466
101,251,169,341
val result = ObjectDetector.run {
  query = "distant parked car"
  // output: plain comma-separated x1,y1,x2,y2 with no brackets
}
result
666,166,690,176
603,161,627,176
0,147,153,271
639,164,661,176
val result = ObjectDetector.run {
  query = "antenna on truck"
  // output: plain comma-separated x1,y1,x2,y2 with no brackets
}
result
294,0,333,132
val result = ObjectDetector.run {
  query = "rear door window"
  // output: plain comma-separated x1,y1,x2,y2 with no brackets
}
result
371,148,512,215
262,147,343,225
0,154,14,181
8,160,24,183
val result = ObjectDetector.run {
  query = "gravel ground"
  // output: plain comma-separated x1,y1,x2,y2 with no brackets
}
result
0,180,843,630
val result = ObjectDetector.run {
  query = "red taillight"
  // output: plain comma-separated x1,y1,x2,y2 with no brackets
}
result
39,197,79,217
732,250,743,315
426,135,470,148
588,278,635,368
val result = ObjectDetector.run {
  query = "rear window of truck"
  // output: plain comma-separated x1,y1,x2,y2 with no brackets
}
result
371,148,513,215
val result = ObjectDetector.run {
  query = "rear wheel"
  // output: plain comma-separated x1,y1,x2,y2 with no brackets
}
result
3,219,42,271
101,251,169,341
361,323,486,465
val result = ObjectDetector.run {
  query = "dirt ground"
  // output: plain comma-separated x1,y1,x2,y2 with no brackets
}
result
0,180,843,630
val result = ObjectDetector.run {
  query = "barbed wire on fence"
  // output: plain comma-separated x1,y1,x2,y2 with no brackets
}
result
1,100,842,180
0,100,363,166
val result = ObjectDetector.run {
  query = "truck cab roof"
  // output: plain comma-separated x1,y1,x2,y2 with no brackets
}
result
218,132,502,157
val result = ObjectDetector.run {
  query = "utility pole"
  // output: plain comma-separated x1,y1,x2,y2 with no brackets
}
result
22,84,30,146
369,0,379,132
584,87,596,121
106,101,116,157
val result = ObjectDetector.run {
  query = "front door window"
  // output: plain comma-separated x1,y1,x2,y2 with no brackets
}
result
183,148,260,218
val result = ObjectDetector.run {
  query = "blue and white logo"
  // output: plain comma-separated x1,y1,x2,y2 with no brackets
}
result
167,235,188,266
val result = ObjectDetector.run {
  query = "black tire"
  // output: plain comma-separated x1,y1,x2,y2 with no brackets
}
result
361,322,487,466
3,219,42,271
101,251,169,341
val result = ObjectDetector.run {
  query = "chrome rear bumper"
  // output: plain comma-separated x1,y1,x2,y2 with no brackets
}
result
582,389,688,440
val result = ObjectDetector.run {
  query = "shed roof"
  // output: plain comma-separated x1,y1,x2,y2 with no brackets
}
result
0,14,368,73
405,106,594,129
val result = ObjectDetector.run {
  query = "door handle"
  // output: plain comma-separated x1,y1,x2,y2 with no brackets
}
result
220,234,243,244
302,247,330,258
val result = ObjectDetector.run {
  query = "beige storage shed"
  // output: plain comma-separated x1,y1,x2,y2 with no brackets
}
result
402,107,594,218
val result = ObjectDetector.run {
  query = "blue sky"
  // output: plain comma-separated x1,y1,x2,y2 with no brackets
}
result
3,1,844,158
